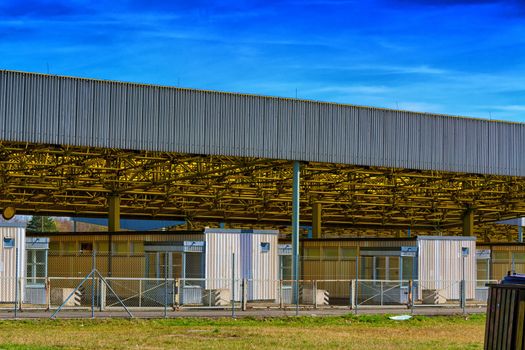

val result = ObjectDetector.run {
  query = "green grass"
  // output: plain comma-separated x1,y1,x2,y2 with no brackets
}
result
0,314,486,349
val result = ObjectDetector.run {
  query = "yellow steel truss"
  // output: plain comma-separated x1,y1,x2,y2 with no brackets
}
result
1,141,525,234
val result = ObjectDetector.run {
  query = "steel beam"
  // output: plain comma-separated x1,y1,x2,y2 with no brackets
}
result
291,161,300,306
108,195,121,232
462,209,474,236
312,202,322,238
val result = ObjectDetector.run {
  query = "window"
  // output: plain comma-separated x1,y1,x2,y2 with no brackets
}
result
512,252,525,263
49,241,60,252
3,237,14,248
322,247,338,260
96,241,109,253
63,241,77,253
280,255,292,280
112,241,128,255
26,249,46,285
80,242,93,252
131,241,144,255
493,251,509,263
341,247,357,260
260,242,270,253
303,247,320,260
477,260,490,286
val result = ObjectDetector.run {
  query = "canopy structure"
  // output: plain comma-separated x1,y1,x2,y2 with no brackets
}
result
0,70,525,237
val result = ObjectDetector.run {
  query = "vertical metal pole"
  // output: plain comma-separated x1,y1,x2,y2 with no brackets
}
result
91,250,96,319
413,255,417,304
138,279,142,308
231,252,235,318
279,279,283,309
461,256,466,314
242,278,247,311
355,256,359,314
407,227,411,238
292,160,301,316
14,247,19,318
164,253,168,318
520,226,523,243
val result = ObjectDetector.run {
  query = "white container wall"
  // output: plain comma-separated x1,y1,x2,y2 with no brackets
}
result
417,236,476,300
204,229,279,301
0,225,26,302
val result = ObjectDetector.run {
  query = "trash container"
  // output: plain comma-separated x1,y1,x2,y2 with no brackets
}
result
485,274,525,350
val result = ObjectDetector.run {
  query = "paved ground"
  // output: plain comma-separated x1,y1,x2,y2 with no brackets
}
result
0,305,487,319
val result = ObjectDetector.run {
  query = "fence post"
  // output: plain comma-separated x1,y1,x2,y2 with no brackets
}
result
350,279,356,309
461,280,466,314
174,278,180,307
164,253,168,318
313,280,318,309
138,279,142,308
46,277,51,311
241,278,247,311
172,278,176,309
380,280,384,306
99,278,106,311
91,250,96,319
410,279,415,315
231,252,235,318
279,279,283,309
408,279,413,309
355,256,359,314
14,247,18,318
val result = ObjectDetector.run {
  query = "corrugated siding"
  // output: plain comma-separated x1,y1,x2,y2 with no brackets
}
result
0,227,25,302
417,238,476,300
204,230,278,301
302,239,416,249
1,70,525,175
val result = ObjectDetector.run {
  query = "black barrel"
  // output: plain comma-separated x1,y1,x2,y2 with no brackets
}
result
485,280,525,350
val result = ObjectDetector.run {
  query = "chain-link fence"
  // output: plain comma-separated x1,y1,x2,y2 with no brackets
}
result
0,247,507,318
0,276,499,316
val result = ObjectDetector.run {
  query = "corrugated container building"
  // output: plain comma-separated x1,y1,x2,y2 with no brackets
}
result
40,228,279,303
299,236,476,302
205,229,279,301
417,236,476,300
0,224,26,303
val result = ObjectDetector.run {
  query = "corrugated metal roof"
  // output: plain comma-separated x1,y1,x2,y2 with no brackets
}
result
2,70,525,176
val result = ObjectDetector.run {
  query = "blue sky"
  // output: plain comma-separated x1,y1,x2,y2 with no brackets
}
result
0,0,524,121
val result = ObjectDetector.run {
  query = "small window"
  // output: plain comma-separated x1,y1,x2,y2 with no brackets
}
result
80,242,93,252
341,247,358,260
260,242,270,253
96,241,109,253
493,251,509,262
303,247,320,260
63,241,77,253
323,247,338,260
3,237,14,248
512,252,525,263
112,241,128,255
132,241,144,254
49,241,60,252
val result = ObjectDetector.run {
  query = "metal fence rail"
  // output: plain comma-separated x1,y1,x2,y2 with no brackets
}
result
0,276,499,318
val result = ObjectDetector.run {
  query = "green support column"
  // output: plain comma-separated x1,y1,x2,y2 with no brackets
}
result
291,161,301,310
108,195,121,232
462,209,474,237
312,202,322,239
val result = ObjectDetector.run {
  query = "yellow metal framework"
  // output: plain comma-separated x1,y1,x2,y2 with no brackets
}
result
1,141,525,235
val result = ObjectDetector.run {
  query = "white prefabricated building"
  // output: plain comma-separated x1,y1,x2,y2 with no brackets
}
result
143,228,279,303
205,229,279,301
0,224,26,303
417,236,476,300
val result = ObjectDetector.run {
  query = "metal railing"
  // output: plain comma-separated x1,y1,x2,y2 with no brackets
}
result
0,276,499,318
